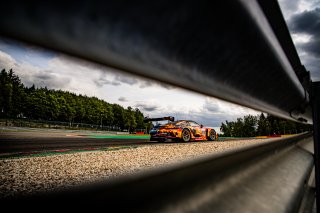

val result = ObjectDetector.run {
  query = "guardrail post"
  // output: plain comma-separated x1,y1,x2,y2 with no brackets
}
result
312,81,320,210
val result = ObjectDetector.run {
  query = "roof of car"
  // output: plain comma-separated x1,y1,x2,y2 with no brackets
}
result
171,120,197,124
175,120,195,122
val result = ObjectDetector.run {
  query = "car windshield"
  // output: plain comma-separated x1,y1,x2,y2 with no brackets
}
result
189,121,200,127
167,120,188,127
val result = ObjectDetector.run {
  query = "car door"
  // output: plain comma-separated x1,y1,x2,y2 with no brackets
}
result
189,121,203,137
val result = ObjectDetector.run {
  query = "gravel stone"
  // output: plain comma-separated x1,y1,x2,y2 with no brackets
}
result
0,139,271,197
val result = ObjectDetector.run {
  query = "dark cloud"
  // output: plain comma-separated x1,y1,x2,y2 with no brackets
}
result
299,53,320,79
111,70,176,89
203,99,222,113
139,81,154,88
94,75,121,87
289,8,320,36
157,82,174,90
112,82,121,86
118,97,128,102
135,103,159,112
139,80,175,89
289,7,320,56
287,7,320,79
94,69,175,89
35,73,52,80
115,75,138,85
94,77,110,87
95,73,157,88
298,38,320,57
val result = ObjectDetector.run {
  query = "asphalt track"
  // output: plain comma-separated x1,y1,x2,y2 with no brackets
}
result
0,129,152,154
0,127,253,155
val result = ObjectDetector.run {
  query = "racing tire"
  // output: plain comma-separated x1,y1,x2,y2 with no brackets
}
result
207,129,216,141
181,128,191,142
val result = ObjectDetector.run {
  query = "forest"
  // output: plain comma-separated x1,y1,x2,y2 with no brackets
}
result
220,113,312,137
0,69,148,132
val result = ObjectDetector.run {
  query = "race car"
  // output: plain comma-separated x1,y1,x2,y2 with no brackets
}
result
150,120,217,142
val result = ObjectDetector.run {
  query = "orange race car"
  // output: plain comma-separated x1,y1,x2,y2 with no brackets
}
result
150,120,218,142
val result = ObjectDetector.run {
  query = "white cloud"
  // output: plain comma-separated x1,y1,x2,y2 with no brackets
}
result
0,50,19,71
291,33,312,44
297,0,315,12
278,0,316,20
0,50,69,89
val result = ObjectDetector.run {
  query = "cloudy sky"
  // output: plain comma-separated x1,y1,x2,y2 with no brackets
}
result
278,0,320,80
0,0,319,130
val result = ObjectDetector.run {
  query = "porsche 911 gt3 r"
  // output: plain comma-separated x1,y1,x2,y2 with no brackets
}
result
150,120,217,142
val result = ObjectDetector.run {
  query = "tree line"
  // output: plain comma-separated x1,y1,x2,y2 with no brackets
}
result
220,113,312,137
0,69,148,132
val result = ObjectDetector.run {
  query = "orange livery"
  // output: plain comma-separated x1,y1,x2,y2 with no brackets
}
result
150,120,217,142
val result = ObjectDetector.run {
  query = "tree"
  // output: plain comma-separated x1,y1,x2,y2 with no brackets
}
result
0,68,149,131
243,115,257,137
233,118,244,137
124,107,137,133
8,69,26,118
220,120,233,137
134,108,146,130
112,104,125,130
102,102,114,127
0,69,26,121
0,69,12,125
257,113,269,136
221,113,312,137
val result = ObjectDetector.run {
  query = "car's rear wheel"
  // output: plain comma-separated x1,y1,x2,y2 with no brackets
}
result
207,129,216,141
182,128,191,142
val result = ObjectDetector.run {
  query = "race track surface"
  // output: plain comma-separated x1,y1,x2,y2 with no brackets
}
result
0,128,151,154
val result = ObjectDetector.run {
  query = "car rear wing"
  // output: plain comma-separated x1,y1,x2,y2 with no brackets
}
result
143,116,175,123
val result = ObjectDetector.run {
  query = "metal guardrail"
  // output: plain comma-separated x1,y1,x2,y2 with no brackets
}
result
0,0,318,212
0,0,312,123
